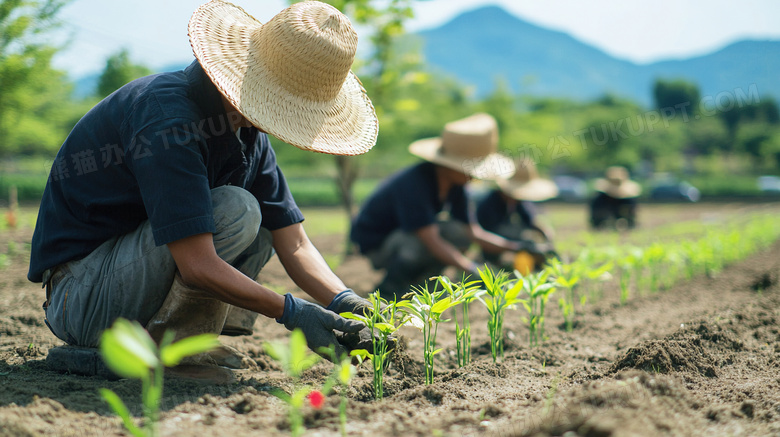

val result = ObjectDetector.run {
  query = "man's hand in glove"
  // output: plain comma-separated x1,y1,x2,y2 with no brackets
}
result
326,289,397,360
326,289,373,316
276,293,365,359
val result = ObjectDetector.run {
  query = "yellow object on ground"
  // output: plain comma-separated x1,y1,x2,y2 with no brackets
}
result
514,251,536,275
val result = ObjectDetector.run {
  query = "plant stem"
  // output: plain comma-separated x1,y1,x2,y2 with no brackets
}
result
339,388,347,437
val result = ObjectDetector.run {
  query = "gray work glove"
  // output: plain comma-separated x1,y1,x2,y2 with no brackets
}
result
276,293,365,360
326,289,373,316
326,289,396,361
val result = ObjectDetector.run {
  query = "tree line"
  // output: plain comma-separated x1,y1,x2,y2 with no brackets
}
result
2,0,778,188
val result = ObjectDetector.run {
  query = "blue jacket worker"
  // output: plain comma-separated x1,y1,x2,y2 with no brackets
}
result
589,166,641,230
476,158,557,268
28,1,379,382
350,113,525,300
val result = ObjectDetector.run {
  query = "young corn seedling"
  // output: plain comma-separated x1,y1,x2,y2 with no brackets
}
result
99,318,220,437
583,261,613,303
629,247,645,296
519,269,556,347
643,243,666,293
341,292,405,399
438,274,483,367
545,258,580,332
264,328,323,437
477,266,523,363
617,254,637,305
320,347,357,437
397,279,461,384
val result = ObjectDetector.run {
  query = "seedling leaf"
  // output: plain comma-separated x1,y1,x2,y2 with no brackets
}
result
100,388,144,437
99,321,157,379
160,333,220,367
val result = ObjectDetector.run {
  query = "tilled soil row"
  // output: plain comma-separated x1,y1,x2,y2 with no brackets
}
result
1,234,779,436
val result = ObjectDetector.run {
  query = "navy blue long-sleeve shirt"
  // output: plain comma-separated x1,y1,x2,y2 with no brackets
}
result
29,61,303,282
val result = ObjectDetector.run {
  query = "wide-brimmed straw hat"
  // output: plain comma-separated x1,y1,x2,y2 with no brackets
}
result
189,0,378,156
408,113,515,180
594,166,641,198
497,158,558,201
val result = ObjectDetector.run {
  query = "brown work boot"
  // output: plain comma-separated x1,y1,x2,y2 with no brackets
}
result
146,273,254,378
165,364,236,385
221,305,259,336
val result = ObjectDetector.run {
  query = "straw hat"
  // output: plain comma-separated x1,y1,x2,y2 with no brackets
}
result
594,166,641,198
408,113,515,180
497,159,558,201
189,0,378,156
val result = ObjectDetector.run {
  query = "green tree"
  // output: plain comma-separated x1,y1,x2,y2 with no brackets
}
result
97,48,152,98
653,78,700,114
0,0,75,156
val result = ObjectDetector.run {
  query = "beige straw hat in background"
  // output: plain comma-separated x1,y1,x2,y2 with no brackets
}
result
497,158,558,201
409,113,515,180
594,166,641,198
189,0,378,156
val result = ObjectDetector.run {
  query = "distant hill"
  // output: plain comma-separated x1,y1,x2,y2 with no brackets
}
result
72,7,780,107
414,6,780,106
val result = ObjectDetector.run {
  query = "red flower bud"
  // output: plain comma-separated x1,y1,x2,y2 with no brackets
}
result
308,390,325,409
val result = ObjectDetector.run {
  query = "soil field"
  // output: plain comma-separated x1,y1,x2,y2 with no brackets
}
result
1,202,780,436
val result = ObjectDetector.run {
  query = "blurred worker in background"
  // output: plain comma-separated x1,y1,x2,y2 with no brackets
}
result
350,113,534,300
475,158,558,272
589,166,641,230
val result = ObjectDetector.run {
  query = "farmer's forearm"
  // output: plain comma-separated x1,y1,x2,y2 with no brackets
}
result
168,234,284,319
471,225,519,254
417,226,477,272
273,224,346,306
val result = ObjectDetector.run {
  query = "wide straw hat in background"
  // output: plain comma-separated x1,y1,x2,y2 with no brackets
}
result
189,0,378,156
408,113,515,180
497,158,558,201
594,166,641,198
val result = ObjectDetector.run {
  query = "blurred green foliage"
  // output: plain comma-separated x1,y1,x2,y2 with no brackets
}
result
96,48,152,99
1,1,778,206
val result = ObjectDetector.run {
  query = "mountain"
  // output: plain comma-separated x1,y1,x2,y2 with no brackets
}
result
71,7,779,107
414,6,780,106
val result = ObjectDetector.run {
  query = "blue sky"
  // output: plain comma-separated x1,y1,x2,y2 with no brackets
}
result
52,0,780,78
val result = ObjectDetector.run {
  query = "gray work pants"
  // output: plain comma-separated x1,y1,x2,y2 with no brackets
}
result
367,220,471,300
42,186,274,347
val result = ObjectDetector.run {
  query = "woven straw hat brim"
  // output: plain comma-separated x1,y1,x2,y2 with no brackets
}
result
497,178,559,202
409,137,515,180
189,1,378,156
595,178,641,198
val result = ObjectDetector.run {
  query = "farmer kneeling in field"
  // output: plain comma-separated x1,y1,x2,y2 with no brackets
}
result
28,1,379,381
350,113,529,300
589,166,641,231
475,158,558,273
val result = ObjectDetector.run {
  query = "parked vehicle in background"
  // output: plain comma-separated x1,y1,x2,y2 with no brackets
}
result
757,175,780,194
649,176,700,202
553,175,588,201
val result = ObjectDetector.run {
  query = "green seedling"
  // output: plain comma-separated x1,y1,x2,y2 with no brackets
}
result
264,328,322,437
438,274,483,367
518,269,556,347
583,260,612,302
629,247,645,295
545,258,580,332
397,280,461,384
642,243,665,293
99,318,220,437
341,292,405,399
617,254,637,305
477,266,523,363
319,346,356,437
